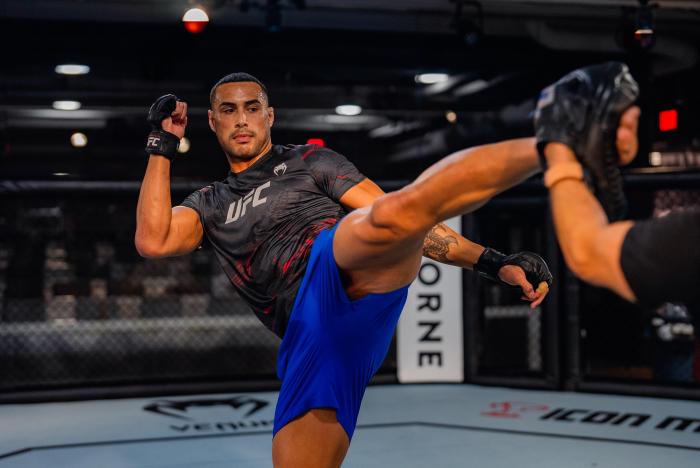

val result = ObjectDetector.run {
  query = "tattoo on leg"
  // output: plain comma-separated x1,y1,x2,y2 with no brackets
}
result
423,223,458,263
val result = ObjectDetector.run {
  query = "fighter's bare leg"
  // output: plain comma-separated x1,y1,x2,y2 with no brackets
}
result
272,139,543,467
272,409,349,468
335,138,541,298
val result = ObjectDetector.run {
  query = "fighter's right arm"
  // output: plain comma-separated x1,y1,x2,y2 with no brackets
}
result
135,155,203,258
135,97,203,258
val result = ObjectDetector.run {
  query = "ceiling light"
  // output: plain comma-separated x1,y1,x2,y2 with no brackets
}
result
445,111,458,124
53,101,82,111
183,8,209,34
55,64,90,75
70,132,88,147
53,172,70,177
415,73,449,85
457,79,489,95
335,104,362,116
177,137,191,154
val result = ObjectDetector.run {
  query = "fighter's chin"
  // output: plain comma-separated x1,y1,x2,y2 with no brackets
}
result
230,151,258,160
226,145,259,160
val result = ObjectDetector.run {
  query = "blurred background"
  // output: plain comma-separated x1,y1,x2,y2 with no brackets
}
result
1,0,699,401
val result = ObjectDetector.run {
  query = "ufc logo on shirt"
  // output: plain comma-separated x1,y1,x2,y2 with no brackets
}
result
225,181,271,224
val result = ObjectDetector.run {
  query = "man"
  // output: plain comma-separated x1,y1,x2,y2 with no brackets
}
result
535,62,700,312
136,72,576,467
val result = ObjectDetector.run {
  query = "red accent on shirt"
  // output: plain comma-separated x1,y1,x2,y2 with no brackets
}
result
301,146,319,160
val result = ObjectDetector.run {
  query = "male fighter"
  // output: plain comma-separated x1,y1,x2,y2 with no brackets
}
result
535,62,700,311
136,72,575,467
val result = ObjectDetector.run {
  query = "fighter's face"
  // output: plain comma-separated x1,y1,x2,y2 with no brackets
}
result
208,82,274,162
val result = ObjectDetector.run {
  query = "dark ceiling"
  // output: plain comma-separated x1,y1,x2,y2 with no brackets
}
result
2,0,700,183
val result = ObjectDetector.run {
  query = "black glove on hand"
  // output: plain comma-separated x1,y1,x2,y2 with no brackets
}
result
474,247,553,290
145,94,181,160
534,61,639,221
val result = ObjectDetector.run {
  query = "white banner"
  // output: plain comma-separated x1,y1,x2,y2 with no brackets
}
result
397,217,464,383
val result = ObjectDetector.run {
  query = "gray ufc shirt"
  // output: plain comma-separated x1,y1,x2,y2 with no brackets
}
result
180,144,366,337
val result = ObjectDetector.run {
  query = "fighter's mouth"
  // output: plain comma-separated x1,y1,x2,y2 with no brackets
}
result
233,133,254,142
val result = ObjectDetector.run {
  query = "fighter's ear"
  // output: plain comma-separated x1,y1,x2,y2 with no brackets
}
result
208,109,216,133
267,106,275,128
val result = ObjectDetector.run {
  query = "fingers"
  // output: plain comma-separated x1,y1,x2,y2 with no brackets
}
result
531,282,549,308
501,266,537,299
520,278,536,300
522,282,549,309
171,101,188,125
161,101,187,138
498,265,551,307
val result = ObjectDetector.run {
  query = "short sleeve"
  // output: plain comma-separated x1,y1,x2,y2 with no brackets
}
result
620,210,700,309
178,185,211,220
302,146,366,201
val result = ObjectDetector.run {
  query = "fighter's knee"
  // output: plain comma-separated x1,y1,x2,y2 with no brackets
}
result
369,190,437,240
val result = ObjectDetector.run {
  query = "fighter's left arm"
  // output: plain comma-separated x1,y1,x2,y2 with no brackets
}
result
340,178,549,306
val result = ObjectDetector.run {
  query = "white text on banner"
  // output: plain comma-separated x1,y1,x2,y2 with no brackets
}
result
397,216,464,383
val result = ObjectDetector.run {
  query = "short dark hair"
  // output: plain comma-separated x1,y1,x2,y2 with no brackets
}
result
209,72,269,106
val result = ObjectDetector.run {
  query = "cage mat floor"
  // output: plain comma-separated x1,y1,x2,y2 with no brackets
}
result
1,384,699,467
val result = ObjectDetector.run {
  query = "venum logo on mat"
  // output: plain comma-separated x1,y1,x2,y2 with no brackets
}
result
143,395,274,433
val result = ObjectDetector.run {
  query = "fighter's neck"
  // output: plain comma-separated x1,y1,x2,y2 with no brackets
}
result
228,141,273,173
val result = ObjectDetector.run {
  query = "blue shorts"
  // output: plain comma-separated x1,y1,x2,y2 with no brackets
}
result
273,225,409,440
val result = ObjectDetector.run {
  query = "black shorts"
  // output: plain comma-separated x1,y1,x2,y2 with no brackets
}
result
620,210,700,310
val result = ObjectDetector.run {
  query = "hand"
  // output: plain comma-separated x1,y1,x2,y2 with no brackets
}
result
474,248,553,309
145,94,185,160
161,100,188,140
498,264,550,309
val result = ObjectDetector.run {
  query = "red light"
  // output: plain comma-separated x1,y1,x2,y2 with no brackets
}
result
184,21,208,33
182,8,209,34
659,109,678,132
306,138,326,147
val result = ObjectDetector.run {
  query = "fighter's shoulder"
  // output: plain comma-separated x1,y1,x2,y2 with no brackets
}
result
186,179,227,203
281,143,342,166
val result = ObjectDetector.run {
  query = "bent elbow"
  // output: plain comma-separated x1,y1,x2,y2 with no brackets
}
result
134,237,164,259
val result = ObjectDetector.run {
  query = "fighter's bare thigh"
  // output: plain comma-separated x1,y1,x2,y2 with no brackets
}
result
272,409,349,468
333,205,429,299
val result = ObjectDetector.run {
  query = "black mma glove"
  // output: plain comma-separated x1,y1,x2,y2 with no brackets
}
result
534,61,639,221
474,247,553,290
145,94,181,160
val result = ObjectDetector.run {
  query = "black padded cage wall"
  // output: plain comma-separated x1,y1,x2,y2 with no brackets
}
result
462,171,700,399
568,171,700,400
